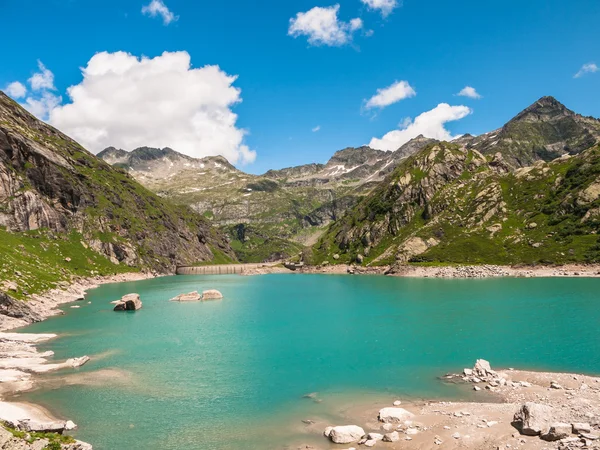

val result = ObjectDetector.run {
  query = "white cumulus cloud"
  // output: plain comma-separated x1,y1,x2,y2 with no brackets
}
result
365,80,416,109
368,103,472,150
574,63,599,78
142,0,178,25
456,86,482,99
42,51,255,165
4,81,27,99
288,5,362,46
360,0,400,17
28,61,56,91
312,125,321,132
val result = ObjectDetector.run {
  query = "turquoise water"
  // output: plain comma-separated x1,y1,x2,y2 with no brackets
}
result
18,274,600,449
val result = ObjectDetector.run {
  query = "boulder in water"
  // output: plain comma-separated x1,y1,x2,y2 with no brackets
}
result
170,291,202,302
202,289,223,300
113,293,142,311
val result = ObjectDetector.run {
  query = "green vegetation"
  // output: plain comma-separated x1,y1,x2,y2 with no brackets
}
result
4,424,76,448
0,228,132,299
314,143,600,267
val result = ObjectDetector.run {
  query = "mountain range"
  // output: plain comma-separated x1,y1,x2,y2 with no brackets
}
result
98,96,600,265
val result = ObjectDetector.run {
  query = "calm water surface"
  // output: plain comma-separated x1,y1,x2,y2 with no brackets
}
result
19,274,600,449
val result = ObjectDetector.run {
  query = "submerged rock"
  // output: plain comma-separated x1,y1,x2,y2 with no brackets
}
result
170,291,202,302
113,294,142,311
325,425,365,444
202,290,223,300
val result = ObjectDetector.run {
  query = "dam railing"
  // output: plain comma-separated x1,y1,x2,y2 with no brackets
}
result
175,263,277,275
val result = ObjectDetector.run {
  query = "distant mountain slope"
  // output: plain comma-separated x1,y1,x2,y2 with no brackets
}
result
0,92,234,297
462,96,600,168
313,140,600,266
98,137,434,262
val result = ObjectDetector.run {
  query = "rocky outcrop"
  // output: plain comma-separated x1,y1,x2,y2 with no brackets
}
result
112,294,142,311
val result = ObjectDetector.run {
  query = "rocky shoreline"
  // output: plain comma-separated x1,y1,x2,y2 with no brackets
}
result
297,360,600,449
277,263,600,278
0,271,156,449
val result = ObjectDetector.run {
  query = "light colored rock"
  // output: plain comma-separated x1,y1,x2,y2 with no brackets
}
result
364,439,376,447
393,400,402,406
383,431,400,442
201,289,223,300
30,439,50,450
62,441,94,450
366,433,383,441
378,407,415,423
65,420,77,430
170,291,202,302
327,425,365,444
541,423,572,441
572,423,591,434
113,293,142,311
513,402,554,436
323,426,333,437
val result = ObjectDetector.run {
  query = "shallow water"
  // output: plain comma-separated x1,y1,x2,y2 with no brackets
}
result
19,274,600,449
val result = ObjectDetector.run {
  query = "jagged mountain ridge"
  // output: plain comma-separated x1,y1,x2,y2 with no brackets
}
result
460,96,600,168
0,91,234,297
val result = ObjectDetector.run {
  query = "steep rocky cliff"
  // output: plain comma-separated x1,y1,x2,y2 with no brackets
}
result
0,91,234,297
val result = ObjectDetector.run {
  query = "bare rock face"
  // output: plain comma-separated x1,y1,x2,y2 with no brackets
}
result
513,402,554,436
170,291,202,302
113,294,143,311
201,290,223,300
324,425,365,444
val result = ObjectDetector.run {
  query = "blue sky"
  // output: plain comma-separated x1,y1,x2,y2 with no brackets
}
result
1,0,599,173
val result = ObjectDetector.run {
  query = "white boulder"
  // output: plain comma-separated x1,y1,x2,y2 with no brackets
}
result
378,407,415,423
327,425,366,444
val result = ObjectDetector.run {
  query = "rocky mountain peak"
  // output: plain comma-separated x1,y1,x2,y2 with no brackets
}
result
510,96,574,124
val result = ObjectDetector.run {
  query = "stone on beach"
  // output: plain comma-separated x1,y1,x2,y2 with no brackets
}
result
383,431,400,442
513,402,554,436
572,423,591,434
378,407,415,423
201,289,223,300
113,293,142,311
541,422,572,441
325,425,365,444
170,291,202,302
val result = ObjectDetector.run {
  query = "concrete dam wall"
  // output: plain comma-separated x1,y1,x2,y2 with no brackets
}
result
176,263,276,275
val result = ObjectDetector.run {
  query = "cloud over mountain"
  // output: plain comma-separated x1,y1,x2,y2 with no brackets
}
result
9,52,255,165
368,103,471,150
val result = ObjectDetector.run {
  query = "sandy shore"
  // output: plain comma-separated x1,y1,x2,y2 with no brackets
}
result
294,361,600,449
